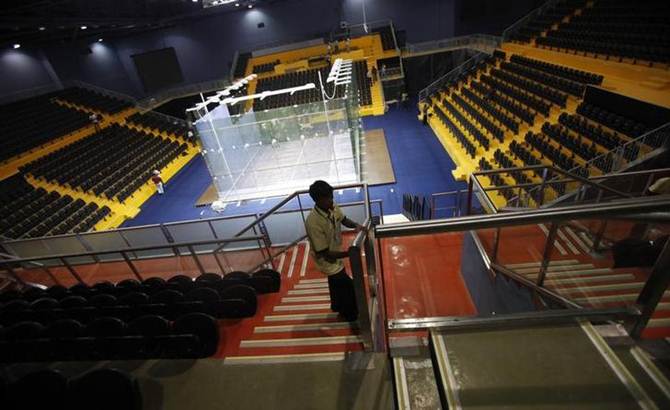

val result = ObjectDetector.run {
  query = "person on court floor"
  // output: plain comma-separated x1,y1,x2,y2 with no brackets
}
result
151,170,165,195
305,180,364,321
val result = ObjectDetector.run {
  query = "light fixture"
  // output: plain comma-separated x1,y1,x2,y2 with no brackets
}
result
38,26,45,31
97,38,103,42
235,2,240,6
248,4,253,8
13,43,20,49
80,25,87,30
192,0,198,2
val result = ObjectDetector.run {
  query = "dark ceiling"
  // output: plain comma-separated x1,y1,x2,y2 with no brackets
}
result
0,0,277,47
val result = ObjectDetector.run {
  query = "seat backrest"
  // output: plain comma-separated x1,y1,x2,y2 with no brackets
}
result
9,369,68,410
117,292,149,306
86,317,126,337
8,321,45,340
185,287,220,304
127,315,170,337
68,368,142,410
31,297,60,310
173,313,219,358
46,319,85,339
89,293,117,307
149,289,184,305
60,295,88,309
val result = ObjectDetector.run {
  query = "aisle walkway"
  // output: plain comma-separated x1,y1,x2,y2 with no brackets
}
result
123,103,463,226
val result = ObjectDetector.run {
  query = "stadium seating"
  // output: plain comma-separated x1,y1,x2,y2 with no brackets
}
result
56,87,132,114
0,175,110,239
431,100,478,158
252,60,280,74
372,25,397,50
0,95,90,162
21,124,188,203
536,1,670,64
508,0,586,43
234,52,252,78
0,270,279,362
126,111,191,139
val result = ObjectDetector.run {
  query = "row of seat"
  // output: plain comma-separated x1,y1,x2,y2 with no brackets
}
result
440,98,491,151
452,92,505,142
252,59,279,74
431,101,477,158
125,111,191,140
508,0,585,42
0,312,220,361
524,131,584,174
492,67,568,108
501,61,585,97
478,158,516,201
471,80,536,125
373,25,397,50
21,124,188,202
481,74,551,116
558,112,626,150
56,87,132,114
0,175,109,239
0,368,141,410
461,86,520,133
509,54,603,85
536,1,670,64
234,52,252,78
577,102,648,138
0,96,90,163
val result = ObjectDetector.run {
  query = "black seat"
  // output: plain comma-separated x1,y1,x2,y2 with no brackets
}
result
7,321,45,340
8,369,68,410
117,291,149,306
22,287,46,301
46,285,70,299
89,293,117,307
86,317,125,337
31,297,60,310
251,268,281,293
92,281,115,294
173,313,219,358
128,315,170,358
219,284,257,318
68,368,142,410
141,277,167,294
46,318,85,339
69,283,90,297
167,274,195,293
60,295,88,308
116,279,142,294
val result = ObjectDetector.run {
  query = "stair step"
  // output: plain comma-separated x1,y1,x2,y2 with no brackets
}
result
287,288,330,296
254,322,355,333
282,295,331,303
543,273,635,287
559,282,644,295
515,263,596,274
648,318,670,328
299,278,328,284
506,259,580,269
294,282,329,289
264,312,339,322
575,291,670,305
240,335,362,348
224,352,346,365
524,267,613,279
274,303,331,312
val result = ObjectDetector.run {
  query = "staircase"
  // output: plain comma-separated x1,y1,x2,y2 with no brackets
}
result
223,241,365,361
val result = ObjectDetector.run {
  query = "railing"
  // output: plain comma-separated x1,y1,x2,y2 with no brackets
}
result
135,77,231,112
501,0,562,41
376,196,670,338
404,33,501,59
522,122,670,207
0,236,267,288
0,83,63,105
418,52,488,101
430,189,468,219
62,80,136,104
132,109,190,128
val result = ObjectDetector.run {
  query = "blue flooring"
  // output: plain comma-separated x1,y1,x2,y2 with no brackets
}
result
123,103,465,227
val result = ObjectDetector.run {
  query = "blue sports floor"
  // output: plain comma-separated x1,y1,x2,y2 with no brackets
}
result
123,103,464,227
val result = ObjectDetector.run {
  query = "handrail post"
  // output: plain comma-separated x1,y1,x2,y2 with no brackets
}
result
60,257,84,284
491,227,501,264
466,177,474,215
536,223,558,287
591,221,608,252
3,265,26,287
349,239,373,351
188,245,206,275
121,251,143,282
629,240,670,339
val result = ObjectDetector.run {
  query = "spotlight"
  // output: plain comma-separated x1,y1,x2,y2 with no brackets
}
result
80,25,87,30
13,43,21,49
235,2,240,6
192,0,198,2
97,38,103,42
248,4,253,8
38,26,45,31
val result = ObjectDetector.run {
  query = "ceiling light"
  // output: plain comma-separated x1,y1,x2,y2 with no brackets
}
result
80,25,87,30
235,2,240,6
98,38,103,42
192,0,198,2
248,4,253,8
38,26,45,31
13,43,20,49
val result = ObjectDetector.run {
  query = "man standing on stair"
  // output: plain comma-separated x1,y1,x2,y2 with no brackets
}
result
306,180,363,322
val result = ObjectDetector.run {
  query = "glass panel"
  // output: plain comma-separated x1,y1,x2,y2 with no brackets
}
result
80,231,128,262
210,216,258,239
122,227,172,259
264,211,305,245
166,221,217,253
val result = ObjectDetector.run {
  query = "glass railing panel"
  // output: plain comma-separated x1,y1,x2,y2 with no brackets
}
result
78,231,129,262
165,220,219,254
122,226,172,259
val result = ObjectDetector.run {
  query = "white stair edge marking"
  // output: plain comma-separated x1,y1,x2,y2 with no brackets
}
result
254,322,354,333
393,358,412,410
264,312,339,322
580,232,594,247
575,291,670,305
287,244,299,278
299,278,328,283
525,267,616,279
647,318,670,328
277,253,287,275
564,226,591,254
225,352,346,365
294,282,329,289
299,241,310,277
506,259,579,268
287,288,331,295
282,295,331,303
559,282,644,295
240,335,362,348
557,227,580,255
630,346,670,400
516,263,597,274
656,302,670,311
543,273,635,287
274,303,331,312
539,223,567,255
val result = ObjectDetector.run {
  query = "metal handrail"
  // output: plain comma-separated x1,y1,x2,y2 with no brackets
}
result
501,0,562,41
405,34,501,58
375,196,670,238
418,52,488,101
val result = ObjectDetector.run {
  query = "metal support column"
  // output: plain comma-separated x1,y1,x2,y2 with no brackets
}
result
121,251,143,281
59,257,84,284
536,224,558,287
188,245,206,275
629,240,670,339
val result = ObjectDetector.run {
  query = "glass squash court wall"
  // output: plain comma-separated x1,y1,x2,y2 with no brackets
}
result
191,74,363,203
